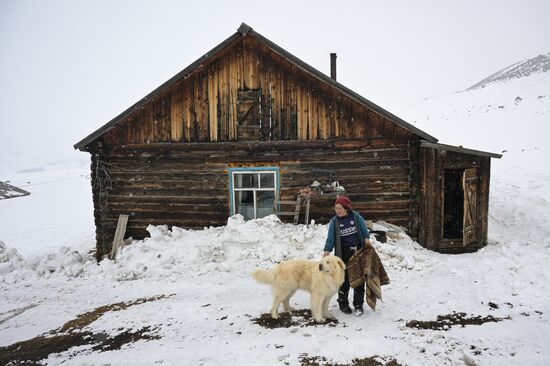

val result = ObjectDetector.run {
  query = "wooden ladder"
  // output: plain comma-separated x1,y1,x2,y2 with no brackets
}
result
275,195,311,225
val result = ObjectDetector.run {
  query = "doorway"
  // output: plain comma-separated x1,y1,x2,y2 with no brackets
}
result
443,169,464,239
442,168,479,246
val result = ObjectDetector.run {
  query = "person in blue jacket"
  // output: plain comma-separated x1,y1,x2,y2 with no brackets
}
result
323,195,371,316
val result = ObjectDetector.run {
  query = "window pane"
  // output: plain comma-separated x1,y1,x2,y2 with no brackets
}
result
235,190,255,220
260,173,275,188
234,173,258,188
256,191,275,218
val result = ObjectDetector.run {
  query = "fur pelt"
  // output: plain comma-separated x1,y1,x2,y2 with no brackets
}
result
346,242,390,311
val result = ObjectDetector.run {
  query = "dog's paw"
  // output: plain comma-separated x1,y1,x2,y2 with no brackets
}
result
314,317,326,323
271,313,280,319
323,311,334,318
285,305,296,312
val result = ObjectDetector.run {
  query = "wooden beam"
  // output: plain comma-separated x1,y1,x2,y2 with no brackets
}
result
109,214,129,260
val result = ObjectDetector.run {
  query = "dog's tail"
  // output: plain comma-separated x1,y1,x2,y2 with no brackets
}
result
251,269,275,284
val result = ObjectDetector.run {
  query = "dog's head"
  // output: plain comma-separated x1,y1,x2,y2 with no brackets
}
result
319,255,345,273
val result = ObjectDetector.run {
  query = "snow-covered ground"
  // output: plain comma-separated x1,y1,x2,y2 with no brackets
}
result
0,157,94,257
1,62,549,365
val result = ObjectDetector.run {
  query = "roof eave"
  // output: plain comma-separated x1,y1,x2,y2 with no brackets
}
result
420,141,503,159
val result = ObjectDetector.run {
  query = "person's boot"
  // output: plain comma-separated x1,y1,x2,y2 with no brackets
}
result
338,299,352,314
354,306,364,316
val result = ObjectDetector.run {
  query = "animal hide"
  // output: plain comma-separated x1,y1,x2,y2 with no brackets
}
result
347,242,390,311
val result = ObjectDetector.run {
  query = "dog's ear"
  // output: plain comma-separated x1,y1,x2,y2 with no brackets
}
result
337,259,346,270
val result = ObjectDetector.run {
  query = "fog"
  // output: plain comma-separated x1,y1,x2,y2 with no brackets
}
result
1,0,548,171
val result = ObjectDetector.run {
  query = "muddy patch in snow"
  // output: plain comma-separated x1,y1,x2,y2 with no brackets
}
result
406,311,509,331
299,354,402,366
0,295,167,365
251,309,341,328
58,294,169,332
0,327,159,365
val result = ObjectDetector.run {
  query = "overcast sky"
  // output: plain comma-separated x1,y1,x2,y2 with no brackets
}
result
1,0,549,170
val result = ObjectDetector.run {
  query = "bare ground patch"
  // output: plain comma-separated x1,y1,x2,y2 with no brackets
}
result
299,354,402,366
251,309,341,329
406,311,509,331
0,295,169,366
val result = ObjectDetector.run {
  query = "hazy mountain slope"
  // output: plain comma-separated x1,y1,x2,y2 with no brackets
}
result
399,54,550,171
468,53,550,90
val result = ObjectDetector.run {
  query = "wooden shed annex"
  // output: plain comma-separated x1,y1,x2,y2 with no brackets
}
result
74,23,502,259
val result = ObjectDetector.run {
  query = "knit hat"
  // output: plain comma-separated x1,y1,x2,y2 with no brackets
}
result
335,195,352,210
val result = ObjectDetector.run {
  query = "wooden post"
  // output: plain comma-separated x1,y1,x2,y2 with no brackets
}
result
304,196,310,225
109,214,129,260
293,196,302,224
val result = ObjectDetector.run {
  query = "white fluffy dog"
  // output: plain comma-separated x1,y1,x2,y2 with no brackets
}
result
252,256,345,322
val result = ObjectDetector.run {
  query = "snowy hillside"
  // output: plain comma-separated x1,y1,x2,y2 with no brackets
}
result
1,54,550,365
400,53,550,173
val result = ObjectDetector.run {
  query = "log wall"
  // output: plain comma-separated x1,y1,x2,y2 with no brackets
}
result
91,138,416,258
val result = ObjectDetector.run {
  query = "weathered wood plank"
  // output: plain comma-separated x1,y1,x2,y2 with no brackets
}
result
106,137,409,154
479,157,490,245
227,48,237,140
408,138,421,239
109,214,129,260
182,82,193,142
171,83,183,142
208,64,219,141
420,147,437,250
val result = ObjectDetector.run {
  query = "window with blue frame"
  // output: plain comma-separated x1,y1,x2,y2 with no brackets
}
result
229,167,279,220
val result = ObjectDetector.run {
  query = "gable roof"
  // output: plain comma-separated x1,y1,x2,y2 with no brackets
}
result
74,23,437,151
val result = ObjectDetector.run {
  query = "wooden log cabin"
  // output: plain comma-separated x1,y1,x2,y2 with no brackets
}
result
74,23,501,259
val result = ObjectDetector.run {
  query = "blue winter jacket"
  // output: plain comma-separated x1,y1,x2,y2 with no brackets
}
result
324,211,370,253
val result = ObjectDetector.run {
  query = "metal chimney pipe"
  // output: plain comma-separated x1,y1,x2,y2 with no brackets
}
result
330,53,337,81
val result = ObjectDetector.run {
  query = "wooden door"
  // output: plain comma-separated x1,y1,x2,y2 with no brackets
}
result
237,89,262,140
463,168,478,246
